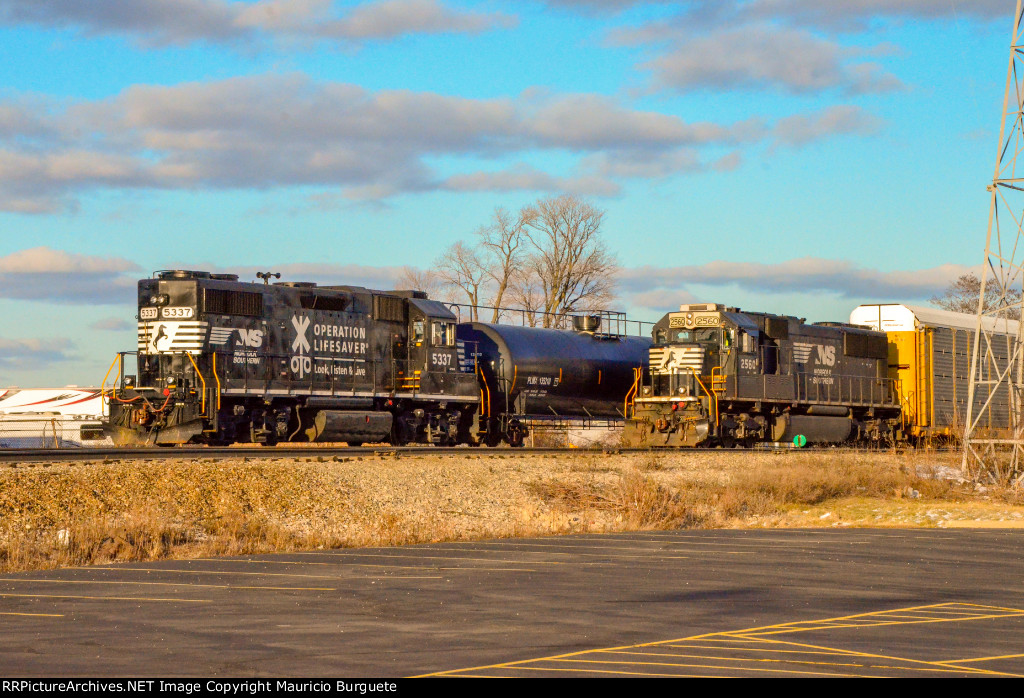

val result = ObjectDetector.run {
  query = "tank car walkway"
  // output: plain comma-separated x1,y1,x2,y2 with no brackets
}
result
2,529,1023,677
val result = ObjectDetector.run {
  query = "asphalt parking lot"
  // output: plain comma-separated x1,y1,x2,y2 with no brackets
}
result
2,529,1023,677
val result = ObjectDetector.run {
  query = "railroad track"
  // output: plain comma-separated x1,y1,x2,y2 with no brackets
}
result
0,443,914,463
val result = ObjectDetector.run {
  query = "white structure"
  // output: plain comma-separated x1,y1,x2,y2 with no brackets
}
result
0,387,109,448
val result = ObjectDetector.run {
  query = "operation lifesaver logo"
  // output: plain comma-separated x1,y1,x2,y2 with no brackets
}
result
290,315,369,378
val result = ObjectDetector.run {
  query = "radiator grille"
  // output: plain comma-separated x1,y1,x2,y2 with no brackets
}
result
204,288,263,316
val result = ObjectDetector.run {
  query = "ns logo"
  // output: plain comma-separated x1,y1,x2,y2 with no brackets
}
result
816,344,836,367
237,329,264,348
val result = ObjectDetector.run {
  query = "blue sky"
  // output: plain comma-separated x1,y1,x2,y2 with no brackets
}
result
0,0,1014,386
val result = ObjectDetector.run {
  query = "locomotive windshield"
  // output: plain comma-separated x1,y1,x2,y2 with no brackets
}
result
670,328,719,344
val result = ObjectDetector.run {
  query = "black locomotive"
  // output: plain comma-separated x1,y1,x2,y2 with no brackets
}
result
623,303,902,447
106,271,650,447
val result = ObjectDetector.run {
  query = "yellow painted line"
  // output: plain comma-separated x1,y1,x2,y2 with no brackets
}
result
188,558,526,573
0,612,64,618
952,601,1024,613
939,653,1024,665
463,540,699,556
746,611,1024,637
895,609,999,617
945,520,1024,528
713,603,1024,638
735,637,1017,677
481,666,733,678
547,658,868,678
74,566,341,580
0,593,210,603
604,649,988,675
605,649,874,669
429,602,1024,678
0,578,333,591
664,643,879,657
291,551,561,565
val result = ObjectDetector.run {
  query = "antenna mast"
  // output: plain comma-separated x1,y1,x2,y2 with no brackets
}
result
963,0,1024,484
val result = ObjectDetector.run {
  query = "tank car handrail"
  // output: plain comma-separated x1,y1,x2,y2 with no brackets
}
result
446,302,655,337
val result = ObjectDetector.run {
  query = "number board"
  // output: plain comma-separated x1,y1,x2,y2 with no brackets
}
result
162,307,195,319
668,312,721,329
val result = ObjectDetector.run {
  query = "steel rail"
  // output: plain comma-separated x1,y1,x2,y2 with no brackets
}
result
0,444,920,464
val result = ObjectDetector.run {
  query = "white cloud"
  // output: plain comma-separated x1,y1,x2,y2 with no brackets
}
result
0,0,514,47
90,317,134,331
640,26,903,95
618,258,972,301
0,337,78,370
0,76,884,211
747,0,1007,32
0,247,140,303
772,105,882,148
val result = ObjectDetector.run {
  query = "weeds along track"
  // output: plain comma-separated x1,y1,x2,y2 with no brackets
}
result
2,448,1017,574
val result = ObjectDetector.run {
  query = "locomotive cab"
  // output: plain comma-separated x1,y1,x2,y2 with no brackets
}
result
401,298,461,394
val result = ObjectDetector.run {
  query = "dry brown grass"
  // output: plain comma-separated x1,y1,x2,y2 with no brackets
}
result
528,451,984,531
1,450,1021,573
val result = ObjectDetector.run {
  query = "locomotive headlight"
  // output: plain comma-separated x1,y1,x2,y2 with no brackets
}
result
642,387,651,395
148,294,170,306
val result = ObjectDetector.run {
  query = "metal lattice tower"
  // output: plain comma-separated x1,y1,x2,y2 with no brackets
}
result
963,0,1024,485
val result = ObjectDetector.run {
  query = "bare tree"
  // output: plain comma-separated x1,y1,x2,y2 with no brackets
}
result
477,207,527,322
520,194,617,327
507,265,544,327
395,266,453,301
435,241,488,321
931,272,1022,318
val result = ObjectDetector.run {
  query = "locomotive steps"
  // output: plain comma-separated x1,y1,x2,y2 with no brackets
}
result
1,450,1022,573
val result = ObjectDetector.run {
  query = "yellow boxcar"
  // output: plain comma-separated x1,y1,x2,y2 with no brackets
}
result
850,304,1018,441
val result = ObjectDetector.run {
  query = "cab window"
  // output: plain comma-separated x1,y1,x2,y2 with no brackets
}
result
412,320,425,345
674,329,719,343
431,321,454,347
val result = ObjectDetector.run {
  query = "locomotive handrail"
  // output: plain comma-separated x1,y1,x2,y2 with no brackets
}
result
100,353,122,400
710,366,726,395
624,367,642,419
690,370,718,428
184,352,208,418
211,352,221,411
